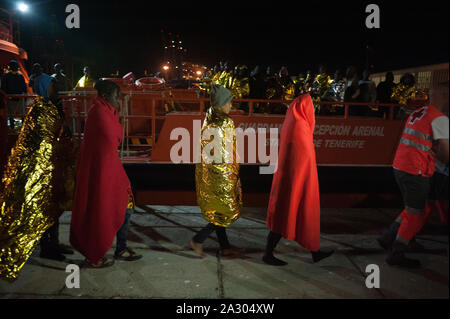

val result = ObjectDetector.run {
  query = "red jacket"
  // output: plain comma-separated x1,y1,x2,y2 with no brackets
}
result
393,105,445,177
266,94,320,251
70,97,131,264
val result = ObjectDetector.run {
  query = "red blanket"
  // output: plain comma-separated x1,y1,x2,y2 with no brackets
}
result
70,97,130,264
266,94,320,251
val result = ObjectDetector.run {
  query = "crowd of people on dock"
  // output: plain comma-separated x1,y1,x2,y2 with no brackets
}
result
198,61,426,118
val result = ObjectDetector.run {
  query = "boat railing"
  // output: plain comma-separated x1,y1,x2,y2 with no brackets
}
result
3,92,405,161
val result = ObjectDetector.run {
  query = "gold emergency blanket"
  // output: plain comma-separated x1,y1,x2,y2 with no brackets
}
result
195,107,242,227
0,97,75,281
230,77,250,99
391,84,416,105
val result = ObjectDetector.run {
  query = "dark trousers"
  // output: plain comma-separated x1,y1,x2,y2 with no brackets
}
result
193,223,231,250
265,231,282,255
115,209,133,255
40,220,60,252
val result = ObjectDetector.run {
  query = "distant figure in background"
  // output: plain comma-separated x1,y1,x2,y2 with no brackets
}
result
29,63,54,98
52,63,69,94
75,66,95,89
329,69,346,102
278,66,295,101
294,72,306,96
321,69,346,114
304,70,314,93
377,72,397,118
355,69,376,116
358,69,377,103
1,60,27,129
344,67,362,115
312,65,332,100
249,65,266,113
391,73,417,119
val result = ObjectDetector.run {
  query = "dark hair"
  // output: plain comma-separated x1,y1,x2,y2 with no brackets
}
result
400,73,415,86
94,80,120,98
9,60,19,71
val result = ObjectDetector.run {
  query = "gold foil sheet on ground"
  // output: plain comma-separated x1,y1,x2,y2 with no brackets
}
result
0,97,74,281
195,107,242,227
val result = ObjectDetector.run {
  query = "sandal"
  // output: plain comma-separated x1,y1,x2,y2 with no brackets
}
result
114,247,142,261
83,257,115,268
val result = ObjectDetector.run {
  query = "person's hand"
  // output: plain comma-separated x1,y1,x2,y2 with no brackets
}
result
236,178,242,201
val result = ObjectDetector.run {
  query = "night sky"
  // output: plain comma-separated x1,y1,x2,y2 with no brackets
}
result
3,0,449,80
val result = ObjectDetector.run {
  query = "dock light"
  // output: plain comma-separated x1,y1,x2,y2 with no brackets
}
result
17,2,29,12
162,65,169,71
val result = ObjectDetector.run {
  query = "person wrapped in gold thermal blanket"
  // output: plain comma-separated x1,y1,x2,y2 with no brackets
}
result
190,84,242,258
0,97,76,281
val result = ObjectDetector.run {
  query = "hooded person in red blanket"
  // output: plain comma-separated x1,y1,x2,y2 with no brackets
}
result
263,94,334,266
70,80,142,268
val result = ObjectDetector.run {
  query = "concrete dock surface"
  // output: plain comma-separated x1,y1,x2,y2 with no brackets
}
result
0,206,448,299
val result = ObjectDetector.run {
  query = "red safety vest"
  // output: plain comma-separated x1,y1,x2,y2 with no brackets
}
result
393,105,444,177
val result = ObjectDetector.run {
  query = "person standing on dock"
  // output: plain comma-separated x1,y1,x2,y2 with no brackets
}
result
0,60,27,129
377,85,449,268
70,80,142,268
74,66,95,89
190,84,242,258
263,94,334,266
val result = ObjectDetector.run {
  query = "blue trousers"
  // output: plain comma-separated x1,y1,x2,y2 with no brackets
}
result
115,209,133,255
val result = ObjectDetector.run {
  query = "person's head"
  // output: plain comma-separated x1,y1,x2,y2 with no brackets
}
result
279,66,289,77
83,66,90,76
334,70,343,81
8,60,19,72
210,84,233,114
298,72,305,79
385,71,394,83
250,65,260,77
318,65,326,74
233,65,240,76
345,66,357,80
290,94,315,126
239,65,249,78
95,79,121,109
213,64,219,73
400,73,415,87
224,61,231,72
266,66,272,75
362,69,370,81
32,63,43,76
54,63,62,73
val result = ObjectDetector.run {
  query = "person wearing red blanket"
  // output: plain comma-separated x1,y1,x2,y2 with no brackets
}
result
70,80,141,268
263,94,334,266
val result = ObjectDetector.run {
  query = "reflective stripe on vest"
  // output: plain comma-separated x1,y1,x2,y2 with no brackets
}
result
400,137,434,154
403,127,433,143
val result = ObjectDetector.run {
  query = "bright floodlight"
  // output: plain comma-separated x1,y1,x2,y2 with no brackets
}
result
17,2,29,12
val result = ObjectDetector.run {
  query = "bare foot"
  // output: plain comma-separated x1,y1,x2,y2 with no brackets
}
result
189,238,204,257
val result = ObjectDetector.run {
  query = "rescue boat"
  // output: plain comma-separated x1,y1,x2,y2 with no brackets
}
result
1,8,448,208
